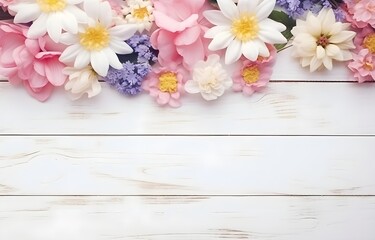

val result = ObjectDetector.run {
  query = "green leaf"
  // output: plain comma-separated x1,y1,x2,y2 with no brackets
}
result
269,10,296,50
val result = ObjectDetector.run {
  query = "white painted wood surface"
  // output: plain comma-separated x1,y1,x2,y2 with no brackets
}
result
1,196,375,240
0,136,374,195
0,52,374,239
1,82,375,135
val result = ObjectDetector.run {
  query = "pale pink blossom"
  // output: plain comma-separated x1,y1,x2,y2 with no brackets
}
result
345,0,375,28
348,49,375,82
0,22,67,101
232,45,276,95
150,0,212,69
142,62,187,107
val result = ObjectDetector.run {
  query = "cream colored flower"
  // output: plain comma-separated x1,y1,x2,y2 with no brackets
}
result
291,8,356,72
64,66,101,100
116,0,154,33
204,0,287,64
184,54,232,101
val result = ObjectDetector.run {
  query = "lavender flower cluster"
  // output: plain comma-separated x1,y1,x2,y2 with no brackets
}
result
276,0,345,21
105,34,158,96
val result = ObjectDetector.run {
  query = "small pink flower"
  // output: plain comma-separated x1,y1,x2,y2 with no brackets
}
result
353,0,375,28
0,21,67,101
150,0,212,69
232,45,276,96
353,26,375,54
348,49,375,83
142,63,187,107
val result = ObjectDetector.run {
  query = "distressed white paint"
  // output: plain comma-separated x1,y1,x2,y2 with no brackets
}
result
0,136,374,195
0,196,374,240
1,82,375,135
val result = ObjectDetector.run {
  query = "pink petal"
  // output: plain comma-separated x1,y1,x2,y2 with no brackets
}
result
44,58,67,86
174,25,201,46
23,81,54,102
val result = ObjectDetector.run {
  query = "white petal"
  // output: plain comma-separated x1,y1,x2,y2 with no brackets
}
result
255,0,275,20
309,56,322,72
323,57,332,70
316,45,326,59
205,25,231,38
216,0,239,20
74,50,91,69
254,39,270,57
84,0,100,20
46,13,63,43
208,31,234,51
238,0,259,14
184,80,201,94
259,18,287,32
203,10,231,26
13,4,40,23
59,44,82,63
60,33,79,45
61,10,78,34
225,39,242,64
109,25,138,40
99,1,112,27
242,41,259,61
109,40,133,54
91,51,109,76
258,29,287,44
104,48,122,69
27,14,48,39
329,31,356,44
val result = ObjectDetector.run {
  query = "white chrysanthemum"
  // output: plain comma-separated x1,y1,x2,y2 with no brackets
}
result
204,0,287,64
8,0,87,43
64,66,101,100
291,8,356,72
119,0,154,33
59,0,137,77
184,54,232,101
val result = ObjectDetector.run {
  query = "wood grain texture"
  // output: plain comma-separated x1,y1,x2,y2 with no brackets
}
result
1,82,375,135
0,196,374,240
0,136,374,195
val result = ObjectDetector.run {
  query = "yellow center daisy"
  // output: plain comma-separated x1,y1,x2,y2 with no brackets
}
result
80,25,110,51
231,14,259,42
159,72,178,93
363,33,375,54
242,66,260,84
133,7,149,20
37,0,66,12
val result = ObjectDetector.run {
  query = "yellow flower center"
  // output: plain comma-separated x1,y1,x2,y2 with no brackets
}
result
231,14,259,42
159,72,178,93
79,25,110,51
133,6,149,19
364,61,374,71
242,66,260,84
363,33,375,54
37,0,66,12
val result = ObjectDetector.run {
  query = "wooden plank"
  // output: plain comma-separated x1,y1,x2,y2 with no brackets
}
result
0,196,374,239
1,82,375,135
272,47,354,81
0,136,374,195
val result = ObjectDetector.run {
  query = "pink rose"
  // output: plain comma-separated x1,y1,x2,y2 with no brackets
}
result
348,49,375,83
150,0,212,69
0,21,67,101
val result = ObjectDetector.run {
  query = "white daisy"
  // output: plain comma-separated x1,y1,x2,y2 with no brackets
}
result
59,0,137,77
64,66,102,100
204,0,287,64
291,8,356,72
8,0,87,43
120,0,154,33
184,54,232,101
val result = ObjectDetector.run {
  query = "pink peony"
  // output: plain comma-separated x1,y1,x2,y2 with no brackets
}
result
346,0,375,28
353,26,375,54
150,0,212,69
142,62,187,107
232,45,276,96
348,49,375,83
0,21,67,101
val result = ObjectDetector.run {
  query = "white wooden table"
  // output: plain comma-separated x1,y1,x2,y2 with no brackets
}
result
1,48,375,239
